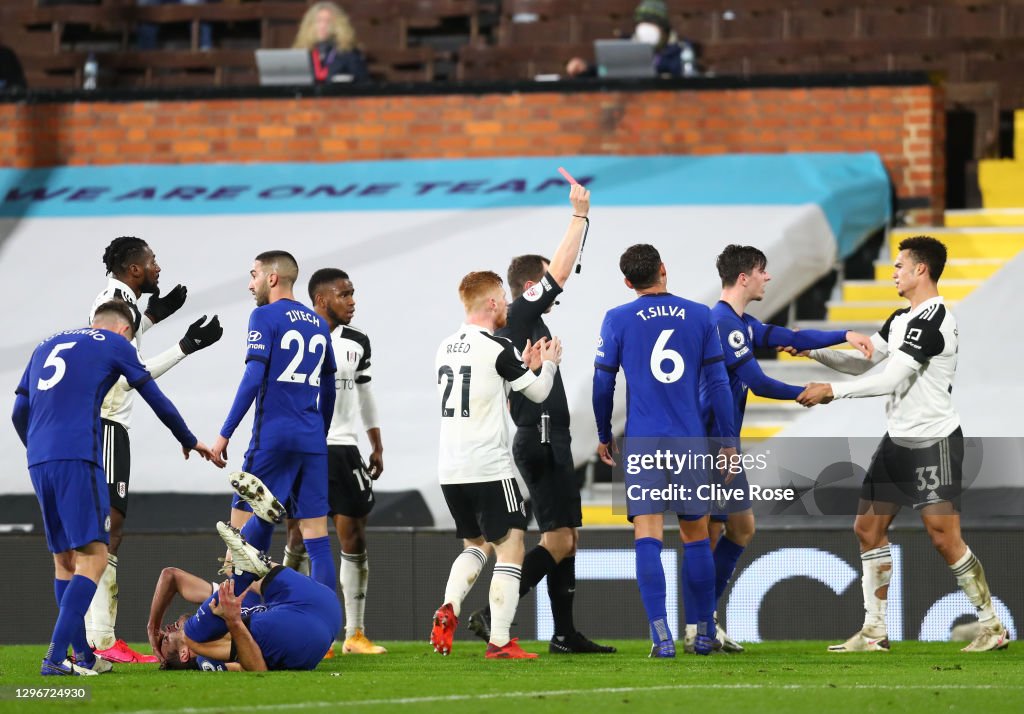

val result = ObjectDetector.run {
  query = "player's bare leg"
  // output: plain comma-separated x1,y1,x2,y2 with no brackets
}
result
829,500,897,652
433,537,492,655
920,505,1009,652
336,513,385,654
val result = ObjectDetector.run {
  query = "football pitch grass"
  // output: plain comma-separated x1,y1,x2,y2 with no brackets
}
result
2,640,1023,714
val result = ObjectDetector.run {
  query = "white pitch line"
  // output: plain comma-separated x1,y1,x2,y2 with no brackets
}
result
120,682,1024,714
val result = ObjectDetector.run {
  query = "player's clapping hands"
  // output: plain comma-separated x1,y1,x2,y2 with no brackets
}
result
521,337,544,371
796,383,834,407
541,336,563,365
145,284,188,323
845,331,874,359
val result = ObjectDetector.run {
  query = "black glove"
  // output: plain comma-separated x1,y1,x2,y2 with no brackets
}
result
145,284,187,324
179,315,223,355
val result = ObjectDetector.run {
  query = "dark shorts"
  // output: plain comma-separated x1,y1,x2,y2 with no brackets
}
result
512,427,582,531
861,427,964,510
234,449,328,520
327,445,375,519
30,459,110,553
248,567,342,670
442,479,528,543
622,437,711,521
101,419,131,517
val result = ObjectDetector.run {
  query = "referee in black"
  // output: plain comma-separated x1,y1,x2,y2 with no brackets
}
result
468,184,614,654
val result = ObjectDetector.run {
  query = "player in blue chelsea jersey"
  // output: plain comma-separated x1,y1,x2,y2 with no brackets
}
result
592,244,738,658
12,301,220,676
210,251,338,595
685,244,873,653
150,522,341,671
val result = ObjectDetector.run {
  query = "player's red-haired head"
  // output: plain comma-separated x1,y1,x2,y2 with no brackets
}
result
458,271,507,329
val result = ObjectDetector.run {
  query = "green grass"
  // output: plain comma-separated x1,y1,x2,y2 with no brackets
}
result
2,640,1023,714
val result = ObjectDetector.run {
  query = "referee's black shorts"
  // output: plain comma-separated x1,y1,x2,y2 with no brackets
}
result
861,427,964,511
101,418,131,517
512,426,583,531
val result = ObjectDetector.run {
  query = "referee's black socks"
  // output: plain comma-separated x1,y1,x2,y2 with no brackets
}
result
519,545,557,597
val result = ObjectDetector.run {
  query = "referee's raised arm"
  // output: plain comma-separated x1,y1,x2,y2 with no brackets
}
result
547,184,591,288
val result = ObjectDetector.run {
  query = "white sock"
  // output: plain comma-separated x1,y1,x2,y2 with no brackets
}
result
860,545,891,635
489,563,522,648
86,554,118,650
442,546,487,618
283,546,310,576
950,548,999,627
340,551,369,638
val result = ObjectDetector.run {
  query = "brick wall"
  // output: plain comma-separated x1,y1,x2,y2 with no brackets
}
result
0,83,945,222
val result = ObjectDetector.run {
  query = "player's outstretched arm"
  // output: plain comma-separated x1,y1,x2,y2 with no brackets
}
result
214,359,266,462
211,580,267,672
732,357,803,401
805,344,886,375
751,318,875,359
547,184,591,287
826,352,920,401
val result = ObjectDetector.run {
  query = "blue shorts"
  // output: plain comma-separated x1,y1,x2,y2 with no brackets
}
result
30,460,110,553
233,450,328,520
249,567,341,670
623,438,710,520
710,469,754,522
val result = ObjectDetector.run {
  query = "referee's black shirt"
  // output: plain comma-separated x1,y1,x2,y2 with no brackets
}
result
498,271,571,429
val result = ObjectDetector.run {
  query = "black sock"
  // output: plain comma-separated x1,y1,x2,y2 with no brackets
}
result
549,555,576,638
518,545,557,598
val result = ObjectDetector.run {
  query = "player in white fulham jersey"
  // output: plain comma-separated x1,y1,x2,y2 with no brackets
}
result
797,236,1009,653
279,268,387,657
86,236,223,663
431,271,562,659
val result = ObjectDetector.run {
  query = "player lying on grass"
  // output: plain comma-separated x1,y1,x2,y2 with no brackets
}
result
152,522,341,671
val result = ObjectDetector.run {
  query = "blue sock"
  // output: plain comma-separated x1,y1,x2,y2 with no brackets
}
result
57,577,95,667
683,538,716,640
53,578,70,608
52,579,92,665
635,537,671,643
713,536,745,602
240,515,274,554
46,576,96,666
304,536,336,593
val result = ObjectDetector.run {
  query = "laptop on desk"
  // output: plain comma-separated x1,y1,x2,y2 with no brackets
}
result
594,39,655,79
255,49,314,86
